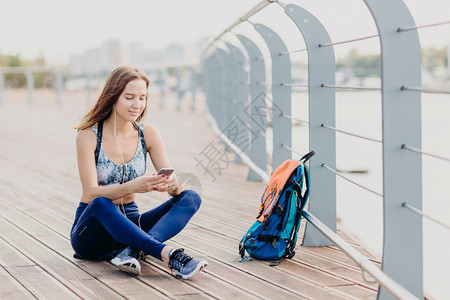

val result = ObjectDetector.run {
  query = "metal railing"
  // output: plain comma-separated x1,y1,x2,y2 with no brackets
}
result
201,0,450,299
0,63,199,111
0,66,65,105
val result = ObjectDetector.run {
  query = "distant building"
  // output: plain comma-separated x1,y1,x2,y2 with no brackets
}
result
69,39,128,75
164,43,184,61
69,37,208,75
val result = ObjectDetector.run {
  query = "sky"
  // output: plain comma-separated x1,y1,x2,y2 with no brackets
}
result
0,0,449,65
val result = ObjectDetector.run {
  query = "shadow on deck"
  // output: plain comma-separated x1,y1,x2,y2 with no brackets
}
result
0,90,379,299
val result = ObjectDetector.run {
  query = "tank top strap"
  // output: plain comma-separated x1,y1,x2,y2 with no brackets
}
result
133,123,147,165
93,121,103,165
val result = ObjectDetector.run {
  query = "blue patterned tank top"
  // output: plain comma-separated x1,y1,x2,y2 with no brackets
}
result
91,121,147,186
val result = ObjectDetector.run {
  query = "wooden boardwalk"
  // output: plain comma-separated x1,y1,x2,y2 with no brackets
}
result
0,91,379,299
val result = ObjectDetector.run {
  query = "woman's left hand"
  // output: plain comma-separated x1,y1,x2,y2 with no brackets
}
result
166,175,183,196
152,174,183,196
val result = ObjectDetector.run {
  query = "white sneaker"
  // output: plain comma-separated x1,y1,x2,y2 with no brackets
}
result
111,247,141,276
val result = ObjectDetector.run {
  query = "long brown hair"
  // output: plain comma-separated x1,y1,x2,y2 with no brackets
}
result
75,66,150,130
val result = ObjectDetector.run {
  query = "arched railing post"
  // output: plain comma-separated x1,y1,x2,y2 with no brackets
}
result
85,74,92,105
284,4,337,246
0,71,4,105
204,52,218,126
175,69,182,111
253,23,292,170
237,34,268,181
55,70,63,105
225,42,249,164
215,48,233,132
25,70,34,105
202,57,212,114
205,53,219,123
156,70,165,110
212,51,225,128
363,0,423,298
189,67,197,112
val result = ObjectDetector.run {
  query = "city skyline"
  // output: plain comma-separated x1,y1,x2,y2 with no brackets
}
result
68,38,207,75
0,0,449,65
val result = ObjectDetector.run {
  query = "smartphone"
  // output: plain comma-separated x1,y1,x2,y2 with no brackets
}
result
157,168,174,177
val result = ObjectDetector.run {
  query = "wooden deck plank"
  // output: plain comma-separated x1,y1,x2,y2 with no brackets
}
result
172,231,350,300
0,99,382,299
5,194,283,300
2,185,325,299
0,179,259,300
0,266,35,299
0,199,209,299
0,224,80,299
177,226,377,298
151,195,378,296
182,226,351,287
0,213,131,299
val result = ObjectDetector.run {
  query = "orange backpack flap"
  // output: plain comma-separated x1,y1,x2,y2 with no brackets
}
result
256,159,301,222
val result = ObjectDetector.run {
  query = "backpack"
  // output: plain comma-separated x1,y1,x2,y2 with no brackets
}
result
239,151,315,264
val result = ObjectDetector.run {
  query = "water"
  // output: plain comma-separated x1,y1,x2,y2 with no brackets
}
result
288,91,450,299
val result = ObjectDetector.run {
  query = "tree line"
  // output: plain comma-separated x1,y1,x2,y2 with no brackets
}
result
336,47,448,78
0,54,54,88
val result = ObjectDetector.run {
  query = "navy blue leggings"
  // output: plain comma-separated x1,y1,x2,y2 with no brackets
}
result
70,190,201,261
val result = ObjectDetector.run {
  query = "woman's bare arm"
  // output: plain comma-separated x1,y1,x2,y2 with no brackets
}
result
145,124,183,196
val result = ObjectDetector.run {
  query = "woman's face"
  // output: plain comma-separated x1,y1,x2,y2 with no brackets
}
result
115,79,147,122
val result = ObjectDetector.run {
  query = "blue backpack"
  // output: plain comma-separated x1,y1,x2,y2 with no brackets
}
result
239,151,314,264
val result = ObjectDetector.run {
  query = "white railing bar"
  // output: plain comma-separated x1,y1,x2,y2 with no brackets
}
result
402,202,450,231
281,82,309,88
401,86,450,94
322,163,383,197
255,49,306,61
275,0,287,9
0,66,66,74
202,0,273,56
292,89,308,94
280,113,309,124
302,210,420,300
281,143,304,157
321,124,382,143
244,18,257,27
321,84,381,91
203,107,270,184
258,82,273,86
241,120,268,139
398,20,450,32
401,144,450,163
279,48,308,56
319,34,379,47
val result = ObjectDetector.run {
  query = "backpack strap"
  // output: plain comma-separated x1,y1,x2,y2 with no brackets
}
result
300,150,315,163
94,121,104,165
287,164,311,256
